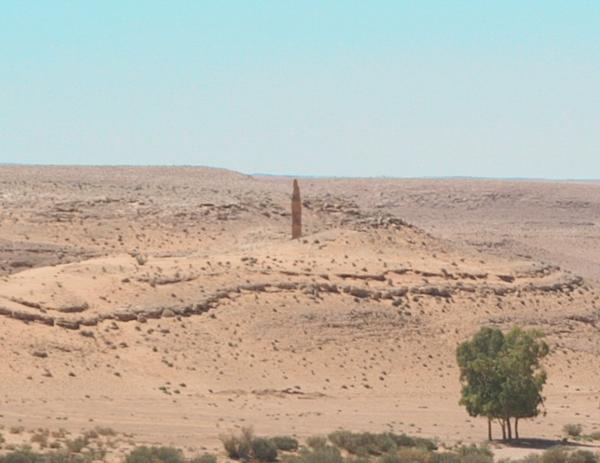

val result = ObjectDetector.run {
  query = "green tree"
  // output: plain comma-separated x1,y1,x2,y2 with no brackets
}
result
456,327,505,440
497,327,549,439
457,327,548,441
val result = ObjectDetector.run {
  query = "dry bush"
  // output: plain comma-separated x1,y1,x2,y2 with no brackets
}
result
288,445,344,463
190,453,217,463
270,436,299,451
541,447,569,463
0,449,93,463
380,447,433,463
30,430,50,449
220,427,254,461
566,450,598,463
306,436,328,450
329,431,394,456
564,424,583,438
251,437,278,462
125,446,184,463
64,437,89,454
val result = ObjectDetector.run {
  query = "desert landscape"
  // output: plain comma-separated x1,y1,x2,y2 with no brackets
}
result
0,165,599,461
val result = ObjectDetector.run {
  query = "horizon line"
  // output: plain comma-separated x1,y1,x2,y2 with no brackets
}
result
1,163,599,183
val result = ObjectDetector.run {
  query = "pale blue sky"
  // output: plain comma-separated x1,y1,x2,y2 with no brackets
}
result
1,1,599,178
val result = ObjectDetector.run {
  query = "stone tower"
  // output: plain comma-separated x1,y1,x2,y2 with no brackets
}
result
291,179,302,239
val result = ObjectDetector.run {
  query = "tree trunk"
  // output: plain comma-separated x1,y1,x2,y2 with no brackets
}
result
501,420,506,441
515,418,519,440
488,418,492,441
506,417,513,441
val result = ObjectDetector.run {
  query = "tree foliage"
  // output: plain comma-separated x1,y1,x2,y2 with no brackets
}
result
457,327,549,440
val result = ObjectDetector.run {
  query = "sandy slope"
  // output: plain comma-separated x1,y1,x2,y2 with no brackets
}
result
0,166,599,460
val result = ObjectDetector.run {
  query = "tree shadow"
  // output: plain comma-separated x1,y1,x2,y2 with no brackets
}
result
500,438,595,449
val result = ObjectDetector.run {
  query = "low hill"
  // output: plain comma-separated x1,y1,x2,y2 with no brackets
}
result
0,166,599,459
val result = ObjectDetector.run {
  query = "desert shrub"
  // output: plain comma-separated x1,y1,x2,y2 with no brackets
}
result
84,448,107,462
328,431,353,452
456,445,493,463
46,452,94,463
534,448,598,463
388,434,437,451
388,435,414,448
251,438,278,462
31,430,50,449
64,437,89,454
220,427,254,461
431,452,461,463
328,431,396,456
125,446,184,463
379,447,433,463
81,430,98,441
590,432,600,441
522,455,542,463
542,447,569,463
410,438,437,451
364,433,394,455
288,446,344,463
190,453,217,463
0,432,5,445
327,431,434,456
0,450,45,463
563,424,583,438
270,436,299,451
51,430,68,440
0,450,91,463
221,438,243,460
346,458,371,463
306,436,328,450
328,431,360,454
566,451,598,463
506,455,542,463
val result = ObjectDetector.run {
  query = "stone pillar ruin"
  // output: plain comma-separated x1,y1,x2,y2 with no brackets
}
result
291,179,302,239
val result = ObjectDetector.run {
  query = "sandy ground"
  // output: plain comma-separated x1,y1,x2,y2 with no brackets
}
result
0,166,599,460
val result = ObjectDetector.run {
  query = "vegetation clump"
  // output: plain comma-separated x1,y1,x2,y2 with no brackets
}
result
125,446,185,463
220,427,280,462
540,447,598,463
379,447,433,463
269,436,299,452
220,427,254,461
64,437,89,454
0,449,93,463
287,445,344,463
563,425,583,439
190,453,218,463
2,427,598,463
251,438,278,462
455,444,494,463
306,437,329,450
328,431,395,456
327,431,436,456
557,425,600,443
